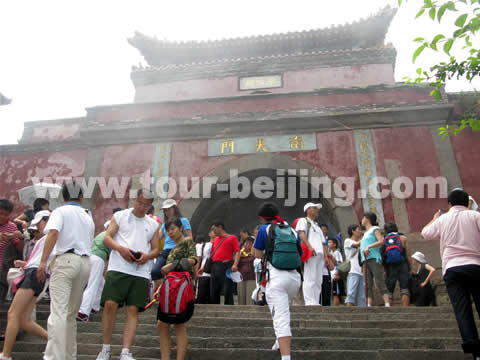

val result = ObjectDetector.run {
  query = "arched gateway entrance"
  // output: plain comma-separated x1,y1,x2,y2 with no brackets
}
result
180,153,358,238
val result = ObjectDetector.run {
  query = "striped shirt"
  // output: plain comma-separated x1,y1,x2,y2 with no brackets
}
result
0,220,19,272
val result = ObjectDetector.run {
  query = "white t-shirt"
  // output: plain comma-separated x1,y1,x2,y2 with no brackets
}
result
330,249,343,279
196,242,212,278
344,238,363,276
295,217,325,254
25,236,55,271
107,208,159,280
44,204,95,257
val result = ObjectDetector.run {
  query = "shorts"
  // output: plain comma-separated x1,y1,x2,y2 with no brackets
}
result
332,278,346,297
18,268,46,297
101,271,149,311
385,262,410,297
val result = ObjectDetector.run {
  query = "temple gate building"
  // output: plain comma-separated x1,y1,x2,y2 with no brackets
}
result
0,6,478,268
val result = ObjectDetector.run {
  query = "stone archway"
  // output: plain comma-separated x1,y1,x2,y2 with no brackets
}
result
180,152,358,237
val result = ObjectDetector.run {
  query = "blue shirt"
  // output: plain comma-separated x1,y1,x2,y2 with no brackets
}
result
162,217,192,250
253,224,302,254
360,226,382,264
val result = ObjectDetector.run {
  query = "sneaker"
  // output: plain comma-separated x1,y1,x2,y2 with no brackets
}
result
76,312,89,322
271,340,279,351
96,350,111,360
90,308,99,314
0,353,12,360
119,351,135,360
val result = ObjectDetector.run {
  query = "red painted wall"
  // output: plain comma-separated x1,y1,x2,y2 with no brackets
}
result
0,149,88,219
168,140,242,204
371,127,444,232
94,89,434,125
93,144,156,233
450,129,480,204
134,64,395,103
290,131,364,221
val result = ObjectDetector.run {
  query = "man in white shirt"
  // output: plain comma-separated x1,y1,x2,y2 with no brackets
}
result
296,203,329,306
344,224,366,306
96,189,161,360
37,182,95,360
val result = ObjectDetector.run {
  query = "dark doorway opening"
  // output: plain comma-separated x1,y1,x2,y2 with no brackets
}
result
190,168,338,238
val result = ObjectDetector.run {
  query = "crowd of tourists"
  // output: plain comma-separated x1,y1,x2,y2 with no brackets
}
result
0,183,478,360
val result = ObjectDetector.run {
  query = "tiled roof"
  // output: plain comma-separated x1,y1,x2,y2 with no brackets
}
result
129,6,396,67
131,45,397,85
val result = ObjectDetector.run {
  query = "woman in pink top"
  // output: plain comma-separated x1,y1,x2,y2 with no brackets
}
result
422,189,480,360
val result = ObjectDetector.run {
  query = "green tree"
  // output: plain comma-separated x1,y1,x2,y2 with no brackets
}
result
399,0,480,138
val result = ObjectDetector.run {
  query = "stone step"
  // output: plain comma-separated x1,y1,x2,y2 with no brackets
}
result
22,321,462,338
9,350,470,360
17,311,468,323
10,312,469,329
12,339,470,355
0,303,460,314
18,333,463,350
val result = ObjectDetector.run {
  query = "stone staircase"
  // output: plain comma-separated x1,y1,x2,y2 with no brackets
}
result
1,302,475,359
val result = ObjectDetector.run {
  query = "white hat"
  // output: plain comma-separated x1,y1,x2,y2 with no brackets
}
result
29,210,50,227
162,199,177,209
304,202,322,213
412,251,426,264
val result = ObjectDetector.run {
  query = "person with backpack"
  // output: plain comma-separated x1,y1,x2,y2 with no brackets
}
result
209,221,241,305
155,217,197,360
151,199,192,288
253,202,302,360
382,222,413,307
359,212,390,307
295,203,329,306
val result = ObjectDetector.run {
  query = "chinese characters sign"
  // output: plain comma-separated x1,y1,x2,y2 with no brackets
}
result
208,134,316,157
239,75,282,91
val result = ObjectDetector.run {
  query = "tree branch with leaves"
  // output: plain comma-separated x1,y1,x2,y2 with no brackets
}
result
399,0,480,138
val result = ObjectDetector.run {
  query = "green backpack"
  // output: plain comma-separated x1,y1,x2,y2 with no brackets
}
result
266,223,302,270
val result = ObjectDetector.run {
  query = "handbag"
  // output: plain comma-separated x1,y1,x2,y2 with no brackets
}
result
203,235,228,274
338,247,360,280
7,267,24,293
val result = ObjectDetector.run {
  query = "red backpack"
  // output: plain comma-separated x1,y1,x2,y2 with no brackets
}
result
157,271,195,324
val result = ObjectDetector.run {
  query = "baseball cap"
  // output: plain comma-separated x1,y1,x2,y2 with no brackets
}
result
28,210,50,230
304,202,322,213
162,199,177,209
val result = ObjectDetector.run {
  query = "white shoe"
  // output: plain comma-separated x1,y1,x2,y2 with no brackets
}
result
272,339,280,351
0,353,12,360
120,351,136,360
96,350,111,360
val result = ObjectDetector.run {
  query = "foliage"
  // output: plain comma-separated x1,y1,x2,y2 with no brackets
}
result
399,0,480,136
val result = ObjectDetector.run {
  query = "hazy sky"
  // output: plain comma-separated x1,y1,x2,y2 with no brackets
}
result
0,0,478,145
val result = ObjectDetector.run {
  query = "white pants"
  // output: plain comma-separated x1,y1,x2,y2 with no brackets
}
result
44,253,90,360
266,265,301,338
79,254,105,316
303,254,324,305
